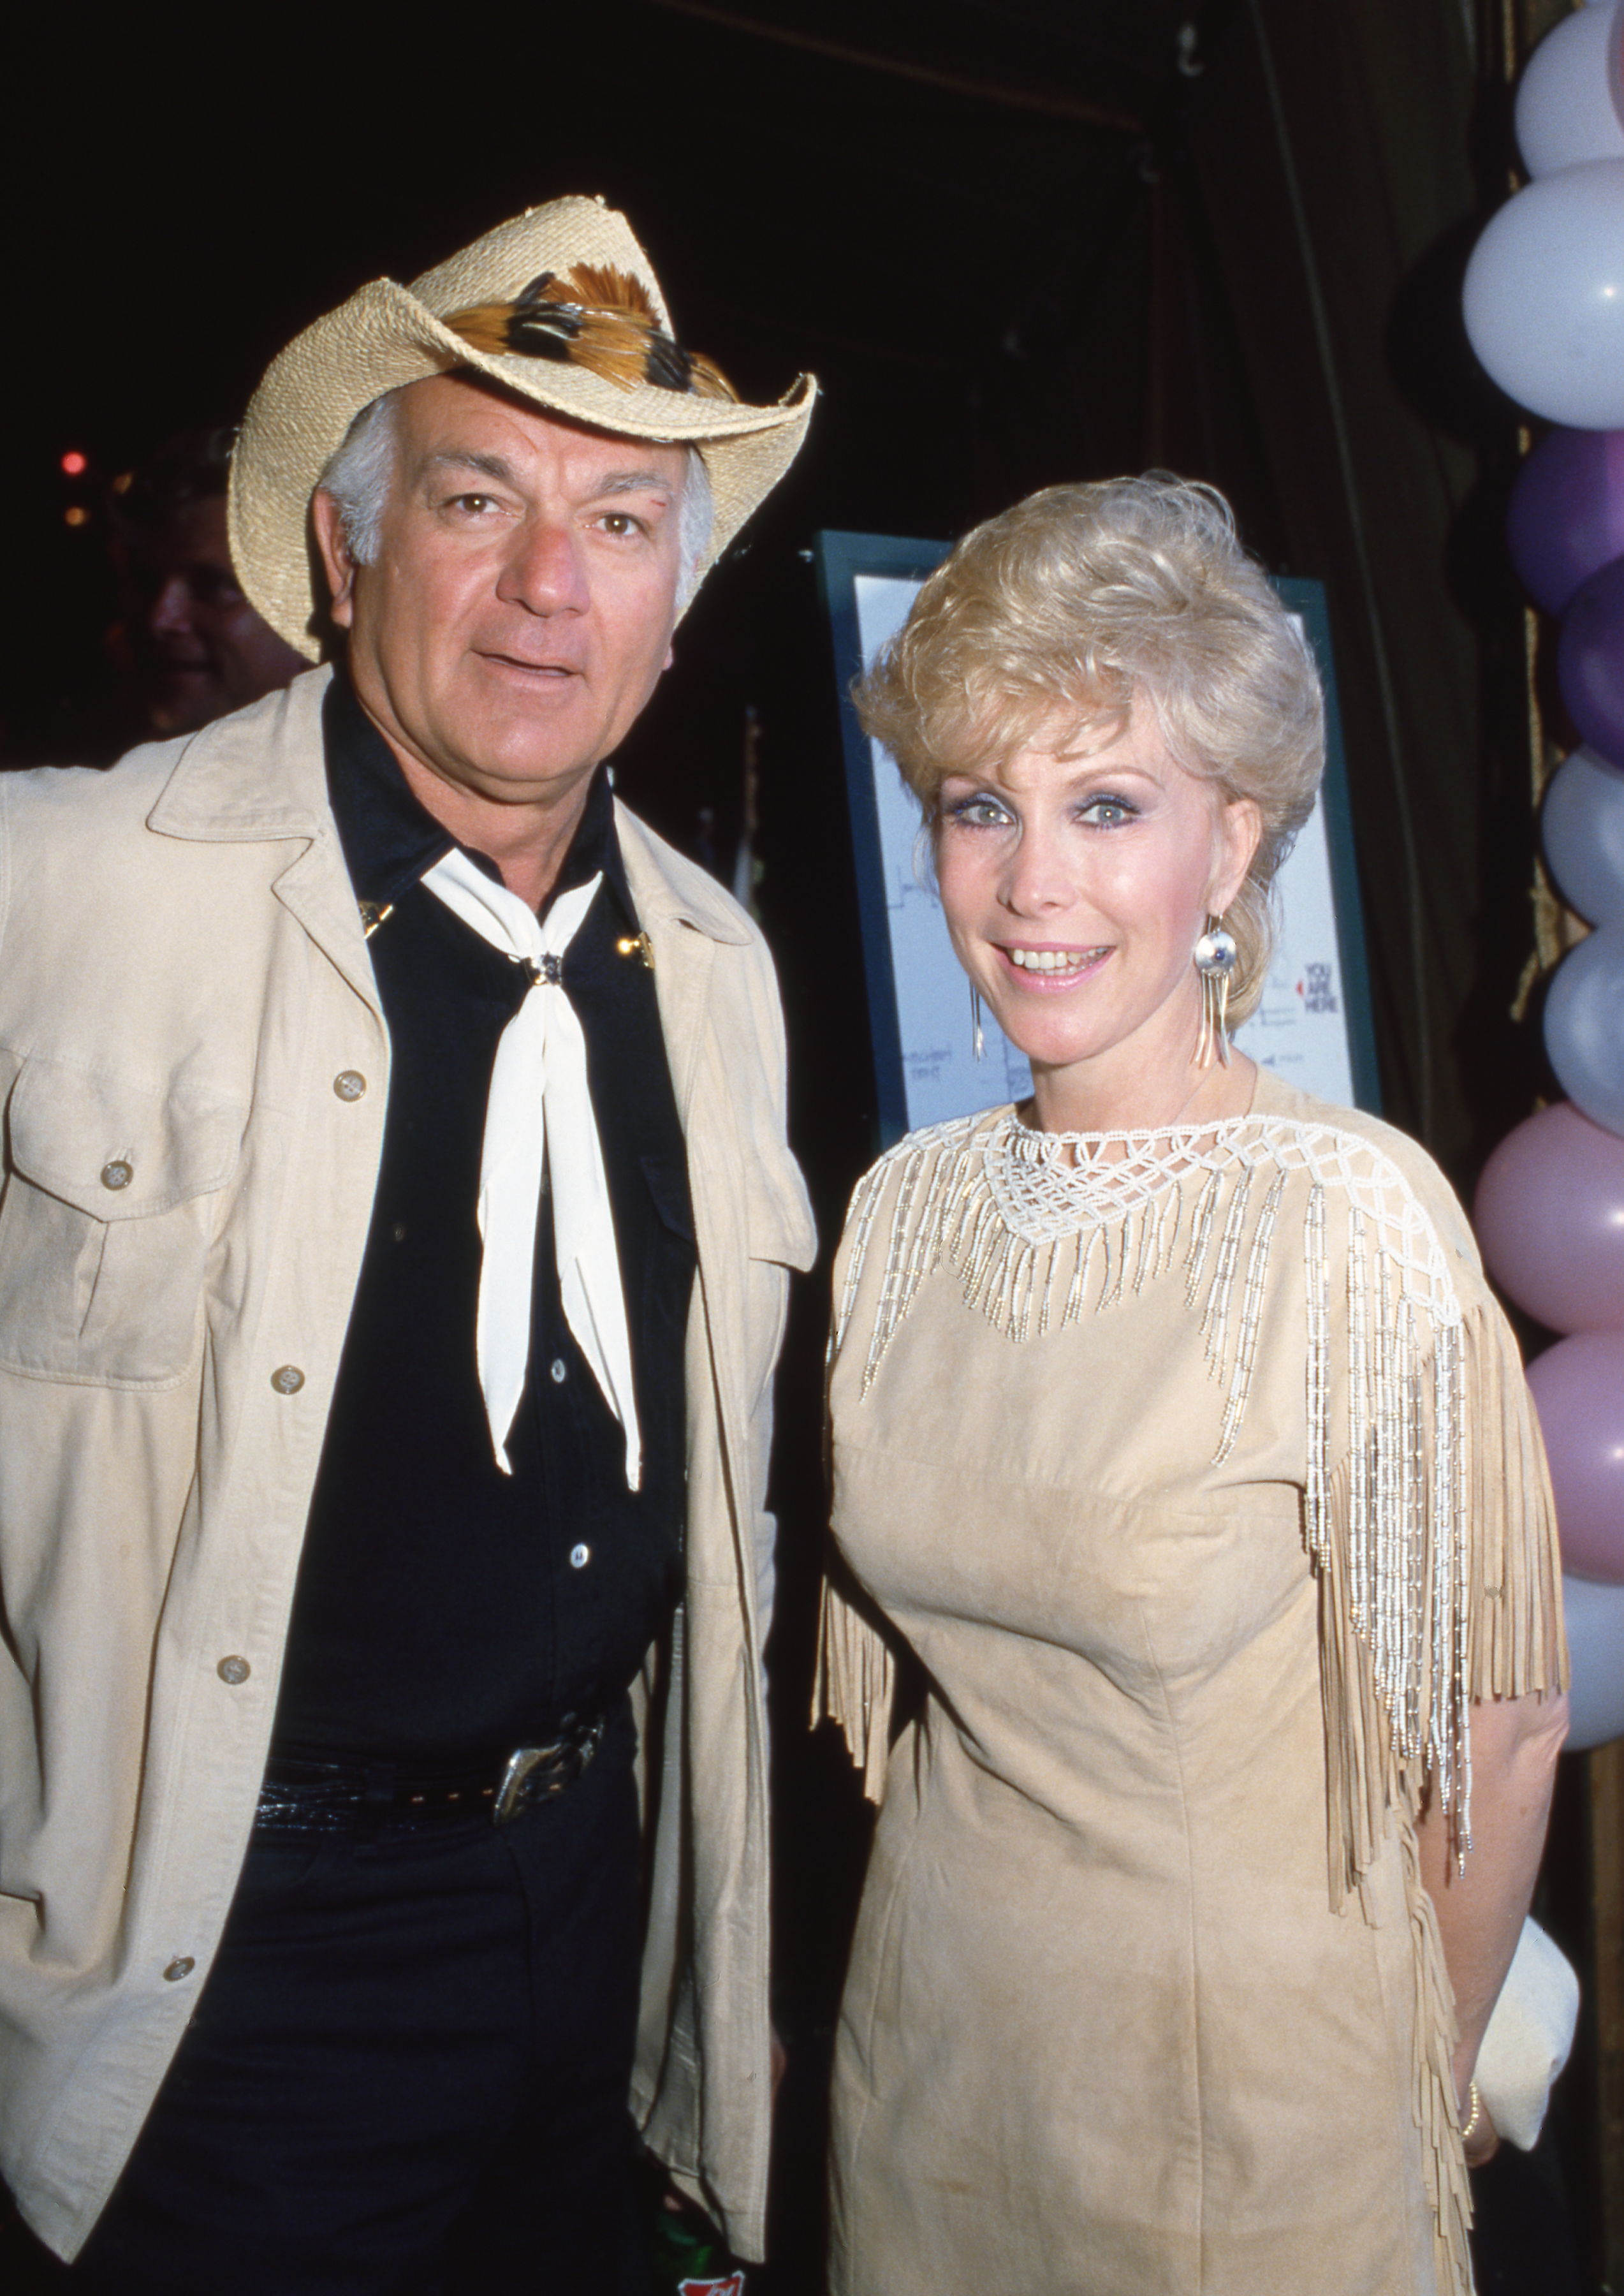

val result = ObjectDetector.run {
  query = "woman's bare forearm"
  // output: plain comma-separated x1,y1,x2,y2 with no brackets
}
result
1416,1688,1569,2149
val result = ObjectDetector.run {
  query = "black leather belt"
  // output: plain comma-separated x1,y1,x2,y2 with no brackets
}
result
254,1713,607,1834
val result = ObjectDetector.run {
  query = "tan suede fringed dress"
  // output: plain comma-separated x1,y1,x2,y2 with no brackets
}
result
819,1074,1563,2296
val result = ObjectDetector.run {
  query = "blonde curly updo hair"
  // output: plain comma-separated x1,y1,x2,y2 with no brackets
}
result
855,474,1326,1027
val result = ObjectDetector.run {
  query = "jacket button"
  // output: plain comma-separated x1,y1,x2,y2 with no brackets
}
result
270,1365,305,1395
333,1071,367,1101
163,1957,195,1982
100,1160,133,1190
569,1543,590,1569
550,1358,567,1384
217,1656,251,1686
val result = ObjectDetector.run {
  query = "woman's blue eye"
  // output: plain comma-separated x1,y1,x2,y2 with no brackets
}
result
944,795,1011,828
1081,796,1136,827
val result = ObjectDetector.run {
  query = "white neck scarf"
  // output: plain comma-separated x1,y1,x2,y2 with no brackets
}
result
422,849,641,1490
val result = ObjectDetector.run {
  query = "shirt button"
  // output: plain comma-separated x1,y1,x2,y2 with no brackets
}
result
216,1656,251,1686
333,1071,368,1102
100,1159,133,1190
163,1957,195,1982
550,1358,567,1384
569,1543,590,1570
270,1365,305,1395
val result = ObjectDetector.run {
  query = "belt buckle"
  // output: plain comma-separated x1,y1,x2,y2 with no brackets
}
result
493,1742,560,1824
492,1716,604,1825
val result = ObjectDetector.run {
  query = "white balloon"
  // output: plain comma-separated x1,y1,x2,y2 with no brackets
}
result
1560,1571,1624,1749
1544,746,1624,922
1463,161,1624,429
1586,0,1624,141
1518,3,1624,175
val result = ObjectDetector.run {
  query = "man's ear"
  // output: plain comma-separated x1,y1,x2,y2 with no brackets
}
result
311,490,358,631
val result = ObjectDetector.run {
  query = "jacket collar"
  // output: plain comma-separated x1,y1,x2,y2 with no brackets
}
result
614,802,754,948
146,665,337,843
145,663,756,955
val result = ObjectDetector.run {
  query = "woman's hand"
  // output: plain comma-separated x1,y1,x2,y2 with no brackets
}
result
1459,2079,1501,2170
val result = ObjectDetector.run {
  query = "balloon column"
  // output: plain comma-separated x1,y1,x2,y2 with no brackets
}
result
1465,0,1624,1748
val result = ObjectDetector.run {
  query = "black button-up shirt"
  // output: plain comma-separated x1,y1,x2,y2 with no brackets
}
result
271,677,694,1763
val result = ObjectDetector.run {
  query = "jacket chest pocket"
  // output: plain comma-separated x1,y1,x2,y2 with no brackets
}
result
0,1059,245,1387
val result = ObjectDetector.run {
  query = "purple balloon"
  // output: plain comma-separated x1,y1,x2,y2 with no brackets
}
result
1507,427,1624,615
1475,1101,1624,1332
1526,1330,1624,1582
1558,553,1624,769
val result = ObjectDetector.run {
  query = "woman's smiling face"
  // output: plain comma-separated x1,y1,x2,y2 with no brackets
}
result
934,705,1261,1131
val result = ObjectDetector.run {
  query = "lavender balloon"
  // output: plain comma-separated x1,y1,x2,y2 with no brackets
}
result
1475,1100,1624,1331
1545,922,1624,1135
1516,3,1624,177
1507,429,1624,615
1560,1572,1624,1749
1526,1330,1624,1580
1463,161,1624,429
1558,554,1624,769
1543,746,1624,922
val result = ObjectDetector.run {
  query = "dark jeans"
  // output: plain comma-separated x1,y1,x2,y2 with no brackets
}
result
7,1709,652,2295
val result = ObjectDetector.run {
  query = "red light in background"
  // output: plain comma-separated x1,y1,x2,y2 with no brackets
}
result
60,451,87,477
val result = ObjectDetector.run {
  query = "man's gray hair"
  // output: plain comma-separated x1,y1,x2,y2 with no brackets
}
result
318,393,399,571
317,390,715,605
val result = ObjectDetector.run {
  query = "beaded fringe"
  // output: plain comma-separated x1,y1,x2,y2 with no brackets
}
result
819,1109,1566,2296
1316,1457,1477,2296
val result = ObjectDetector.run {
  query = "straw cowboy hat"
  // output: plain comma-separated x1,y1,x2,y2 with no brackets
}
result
230,195,817,661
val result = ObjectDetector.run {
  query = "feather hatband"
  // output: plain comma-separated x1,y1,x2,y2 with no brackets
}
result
446,265,738,402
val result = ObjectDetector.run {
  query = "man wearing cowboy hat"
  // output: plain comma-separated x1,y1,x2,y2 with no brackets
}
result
0,198,815,2292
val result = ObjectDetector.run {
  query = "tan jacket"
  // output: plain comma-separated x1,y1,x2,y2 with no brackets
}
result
0,668,815,2263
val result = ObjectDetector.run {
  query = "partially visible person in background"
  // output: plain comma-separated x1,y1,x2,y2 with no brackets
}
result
109,428,307,737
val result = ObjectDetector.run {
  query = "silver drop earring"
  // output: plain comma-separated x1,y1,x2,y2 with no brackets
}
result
970,982,985,1063
1193,916,1239,1069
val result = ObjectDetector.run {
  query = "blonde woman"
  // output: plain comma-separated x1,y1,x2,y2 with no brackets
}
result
819,476,1567,2296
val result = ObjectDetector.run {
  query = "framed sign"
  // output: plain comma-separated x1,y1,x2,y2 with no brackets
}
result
816,529,1379,1147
